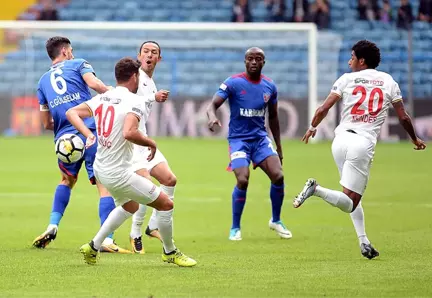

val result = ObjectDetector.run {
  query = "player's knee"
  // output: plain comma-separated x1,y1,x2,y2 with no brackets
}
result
160,173,177,187
158,198,174,211
236,176,249,190
270,171,284,186
60,175,77,189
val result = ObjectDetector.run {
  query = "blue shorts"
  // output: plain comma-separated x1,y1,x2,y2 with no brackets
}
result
227,136,278,171
57,132,97,185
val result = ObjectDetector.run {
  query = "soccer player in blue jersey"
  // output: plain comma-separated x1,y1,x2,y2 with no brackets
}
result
32,36,129,253
206,47,292,241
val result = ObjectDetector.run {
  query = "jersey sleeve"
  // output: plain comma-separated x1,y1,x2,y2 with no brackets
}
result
215,77,234,100
331,74,349,97
389,80,403,103
128,96,145,120
76,59,95,77
270,83,278,104
84,95,100,116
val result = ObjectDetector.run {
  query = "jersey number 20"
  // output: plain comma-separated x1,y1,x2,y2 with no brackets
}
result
95,104,115,137
50,68,67,95
351,86,383,116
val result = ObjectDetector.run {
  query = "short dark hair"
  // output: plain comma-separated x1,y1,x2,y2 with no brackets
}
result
46,36,71,60
352,40,381,69
138,40,161,57
115,58,141,83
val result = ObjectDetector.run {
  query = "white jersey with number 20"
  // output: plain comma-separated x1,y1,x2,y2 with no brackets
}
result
85,86,145,179
331,69,402,144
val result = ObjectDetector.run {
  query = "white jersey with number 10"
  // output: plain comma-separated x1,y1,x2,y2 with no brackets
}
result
85,86,145,177
331,69,402,144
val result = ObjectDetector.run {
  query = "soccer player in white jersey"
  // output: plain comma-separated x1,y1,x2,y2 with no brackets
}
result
129,41,176,254
65,58,196,267
293,40,426,259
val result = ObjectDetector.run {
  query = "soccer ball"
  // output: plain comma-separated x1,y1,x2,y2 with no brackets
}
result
55,134,85,163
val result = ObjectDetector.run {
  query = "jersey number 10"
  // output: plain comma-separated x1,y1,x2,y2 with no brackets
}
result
351,86,384,116
94,104,115,137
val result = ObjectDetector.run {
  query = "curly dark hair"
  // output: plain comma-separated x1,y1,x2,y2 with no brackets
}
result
352,40,381,69
115,58,141,83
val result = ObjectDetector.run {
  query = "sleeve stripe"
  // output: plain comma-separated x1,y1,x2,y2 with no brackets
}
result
330,91,342,98
83,103,93,116
392,98,403,103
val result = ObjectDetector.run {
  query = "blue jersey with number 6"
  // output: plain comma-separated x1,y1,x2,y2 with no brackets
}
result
37,58,96,142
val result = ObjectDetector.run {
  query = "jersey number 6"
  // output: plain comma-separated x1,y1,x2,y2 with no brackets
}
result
351,86,384,116
94,104,115,138
50,68,67,95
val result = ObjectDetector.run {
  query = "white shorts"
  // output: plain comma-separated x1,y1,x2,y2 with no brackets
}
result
331,131,375,195
131,147,167,173
95,170,161,207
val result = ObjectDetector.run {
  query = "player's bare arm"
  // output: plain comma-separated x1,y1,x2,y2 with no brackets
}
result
206,94,224,131
155,90,170,102
268,100,283,163
392,100,426,150
82,72,111,94
123,113,157,161
65,103,96,148
302,93,341,144
40,109,54,130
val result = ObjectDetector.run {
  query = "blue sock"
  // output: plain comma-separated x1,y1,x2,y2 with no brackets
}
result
232,186,247,230
270,183,285,222
99,196,116,239
49,185,71,226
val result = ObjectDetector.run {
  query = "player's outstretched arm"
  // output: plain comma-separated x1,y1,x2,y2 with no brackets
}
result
392,100,426,150
66,103,95,147
82,73,111,94
268,101,283,162
206,95,224,132
123,113,157,160
303,93,341,144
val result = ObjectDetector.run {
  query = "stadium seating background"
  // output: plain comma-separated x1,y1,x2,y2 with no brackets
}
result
0,0,431,100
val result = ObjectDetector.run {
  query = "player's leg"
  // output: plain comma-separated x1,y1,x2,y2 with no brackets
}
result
293,133,357,212
130,167,152,254
227,140,252,241
83,140,129,254
147,190,196,267
146,152,176,240
81,173,195,266
294,132,379,259
254,137,292,239
32,160,80,249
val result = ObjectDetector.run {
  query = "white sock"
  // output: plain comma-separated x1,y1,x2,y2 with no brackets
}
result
130,204,147,239
157,209,176,253
47,224,58,232
314,185,353,213
148,185,175,231
93,206,132,250
148,208,158,230
350,202,370,245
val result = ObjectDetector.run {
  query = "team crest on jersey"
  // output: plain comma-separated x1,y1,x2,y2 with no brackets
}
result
263,93,271,103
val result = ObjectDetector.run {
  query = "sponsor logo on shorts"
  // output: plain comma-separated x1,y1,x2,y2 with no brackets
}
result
149,185,156,195
231,151,247,160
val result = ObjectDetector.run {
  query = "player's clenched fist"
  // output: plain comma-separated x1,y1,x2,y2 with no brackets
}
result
155,90,169,102
208,118,222,132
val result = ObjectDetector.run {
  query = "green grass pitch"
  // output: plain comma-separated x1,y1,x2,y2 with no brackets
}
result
0,137,431,297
